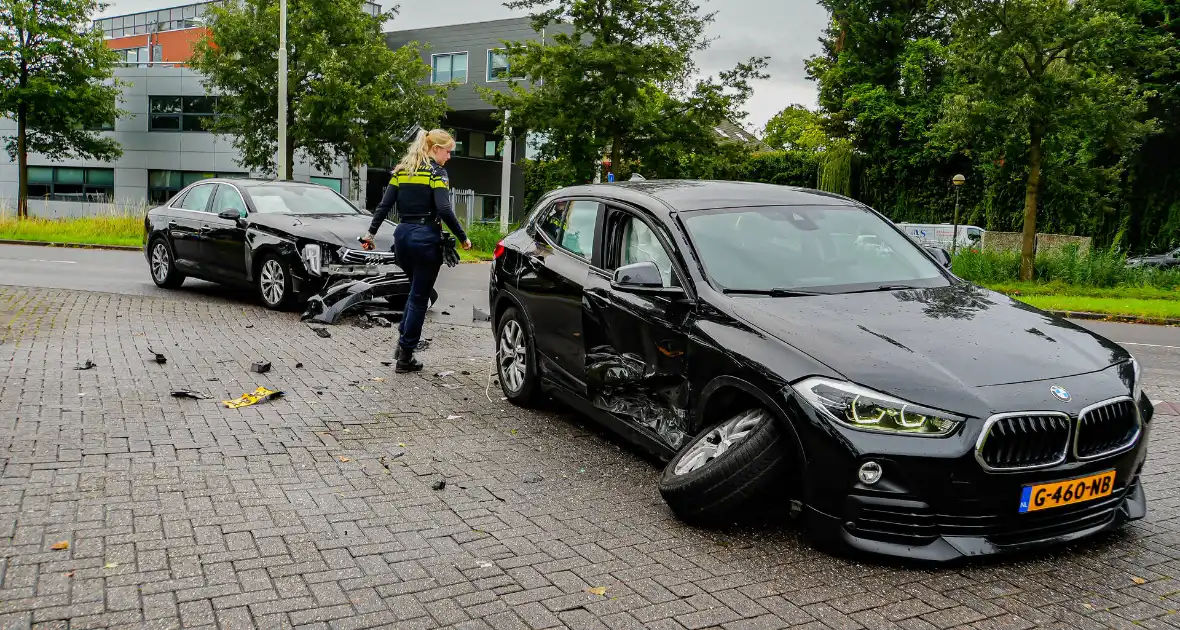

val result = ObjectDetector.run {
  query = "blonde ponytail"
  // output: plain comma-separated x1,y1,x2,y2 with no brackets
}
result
394,128,455,174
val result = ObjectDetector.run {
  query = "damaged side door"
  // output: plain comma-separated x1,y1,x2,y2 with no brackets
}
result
582,203,696,452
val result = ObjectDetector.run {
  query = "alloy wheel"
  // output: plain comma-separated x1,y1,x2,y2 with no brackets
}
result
151,242,170,282
260,259,285,306
673,409,769,475
498,319,527,393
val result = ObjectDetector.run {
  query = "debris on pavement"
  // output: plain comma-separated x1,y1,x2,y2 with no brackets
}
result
74,360,96,371
295,362,304,369
147,347,167,364
523,473,543,483
222,387,284,409
435,370,455,378
309,326,332,338
446,415,462,420
431,478,446,491
50,541,69,551
301,276,419,325
473,306,492,322
586,586,608,596
250,361,272,374
171,390,210,400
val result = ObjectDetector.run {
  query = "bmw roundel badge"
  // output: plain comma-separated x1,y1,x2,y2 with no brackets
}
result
1050,385,1071,402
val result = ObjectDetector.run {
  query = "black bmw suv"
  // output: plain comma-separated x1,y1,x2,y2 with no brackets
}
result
487,180,1151,562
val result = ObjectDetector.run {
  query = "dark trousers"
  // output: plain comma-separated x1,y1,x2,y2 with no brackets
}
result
393,223,442,353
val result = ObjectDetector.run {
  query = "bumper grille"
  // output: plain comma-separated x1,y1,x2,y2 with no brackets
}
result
850,477,1136,547
1075,398,1140,460
338,248,397,265
976,413,1071,471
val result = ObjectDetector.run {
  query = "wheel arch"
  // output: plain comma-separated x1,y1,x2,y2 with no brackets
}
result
695,375,808,470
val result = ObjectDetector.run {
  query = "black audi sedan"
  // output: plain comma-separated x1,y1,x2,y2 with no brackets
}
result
487,180,1151,562
143,178,407,309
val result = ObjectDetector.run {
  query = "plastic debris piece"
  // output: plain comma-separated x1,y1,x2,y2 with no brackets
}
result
397,442,406,448
171,390,210,400
222,387,284,409
442,310,451,316
245,324,254,329
147,347,167,364
1132,576,1147,585
435,370,455,378
461,370,471,376
104,562,119,569
446,415,462,420
50,541,69,550
431,479,446,490
74,360,96,371
339,456,351,463
473,306,492,322
523,473,543,483
310,326,332,338
586,586,607,596
295,362,304,369
250,361,272,374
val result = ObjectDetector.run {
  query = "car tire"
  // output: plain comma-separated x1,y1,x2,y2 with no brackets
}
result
496,307,541,406
148,237,185,289
256,253,294,310
658,407,792,526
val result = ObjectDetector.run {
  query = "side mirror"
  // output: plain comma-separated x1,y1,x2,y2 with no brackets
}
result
219,209,246,221
924,245,952,268
611,261,684,296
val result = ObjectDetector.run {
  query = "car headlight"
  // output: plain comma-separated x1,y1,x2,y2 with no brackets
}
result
301,244,323,276
1131,357,1142,401
794,377,963,437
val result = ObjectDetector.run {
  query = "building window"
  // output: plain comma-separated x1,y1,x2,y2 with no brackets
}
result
310,177,342,193
431,52,468,84
487,49,514,82
149,96,219,132
148,169,247,205
26,167,114,203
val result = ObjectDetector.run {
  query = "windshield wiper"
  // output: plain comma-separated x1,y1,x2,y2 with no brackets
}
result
723,288,826,297
841,284,920,294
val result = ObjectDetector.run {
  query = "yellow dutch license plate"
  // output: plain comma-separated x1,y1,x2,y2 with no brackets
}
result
1019,470,1115,513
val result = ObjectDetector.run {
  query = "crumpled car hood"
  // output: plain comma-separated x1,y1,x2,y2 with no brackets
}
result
725,283,1129,394
250,213,395,251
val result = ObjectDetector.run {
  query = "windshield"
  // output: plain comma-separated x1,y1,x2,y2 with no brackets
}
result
681,205,949,294
247,185,362,215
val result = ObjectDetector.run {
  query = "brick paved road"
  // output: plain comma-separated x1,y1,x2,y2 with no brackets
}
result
1,284,1179,630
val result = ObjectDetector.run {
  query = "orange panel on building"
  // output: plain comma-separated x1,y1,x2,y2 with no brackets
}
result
104,28,208,64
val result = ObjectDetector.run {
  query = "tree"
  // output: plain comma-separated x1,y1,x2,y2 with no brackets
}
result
480,0,767,182
762,104,829,151
0,0,123,218
937,0,1159,279
190,0,447,183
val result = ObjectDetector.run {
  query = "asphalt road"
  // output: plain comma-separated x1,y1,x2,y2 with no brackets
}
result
2,242,1177,398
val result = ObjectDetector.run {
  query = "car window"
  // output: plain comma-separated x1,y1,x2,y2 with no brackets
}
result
179,184,215,212
537,201,567,244
560,201,599,259
212,184,247,217
247,185,361,215
682,204,948,294
618,214,676,287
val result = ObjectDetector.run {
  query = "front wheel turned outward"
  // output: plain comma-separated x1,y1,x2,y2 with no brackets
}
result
497,307,540,406
658,407,793,526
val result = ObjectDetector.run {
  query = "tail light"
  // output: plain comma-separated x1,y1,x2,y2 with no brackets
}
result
493,241,506,259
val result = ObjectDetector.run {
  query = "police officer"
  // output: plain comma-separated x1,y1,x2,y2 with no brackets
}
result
361,128,472,373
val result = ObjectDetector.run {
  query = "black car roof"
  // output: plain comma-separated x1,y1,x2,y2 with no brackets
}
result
549,180,861,214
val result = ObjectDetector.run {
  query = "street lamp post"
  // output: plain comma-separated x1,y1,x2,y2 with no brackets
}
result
277,0,288,180
951,173,966,255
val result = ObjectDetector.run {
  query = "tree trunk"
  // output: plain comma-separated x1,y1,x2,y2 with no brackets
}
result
17,102,28,220
285,135,294,181
1019,128,1043,281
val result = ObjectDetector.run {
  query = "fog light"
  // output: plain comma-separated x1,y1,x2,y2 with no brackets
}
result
858,461,883,485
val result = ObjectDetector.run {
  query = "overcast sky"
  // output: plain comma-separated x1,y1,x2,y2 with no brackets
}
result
99,0,828,132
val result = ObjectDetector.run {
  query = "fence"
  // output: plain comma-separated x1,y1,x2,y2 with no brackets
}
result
981,231,1092,255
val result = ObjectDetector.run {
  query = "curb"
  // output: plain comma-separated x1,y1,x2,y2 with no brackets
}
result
0,239,142,252
1049,310,1180,327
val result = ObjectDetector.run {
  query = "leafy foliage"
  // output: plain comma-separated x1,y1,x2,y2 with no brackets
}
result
0,0,123,217
480,0,767,182
189,0,448,184
762,104,829,151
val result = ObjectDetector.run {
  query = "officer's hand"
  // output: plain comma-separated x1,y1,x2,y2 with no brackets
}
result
462,239,473,250
358,234,375,251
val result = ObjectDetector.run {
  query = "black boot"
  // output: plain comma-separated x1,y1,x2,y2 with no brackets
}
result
395,347,423,373
393,346,401,361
